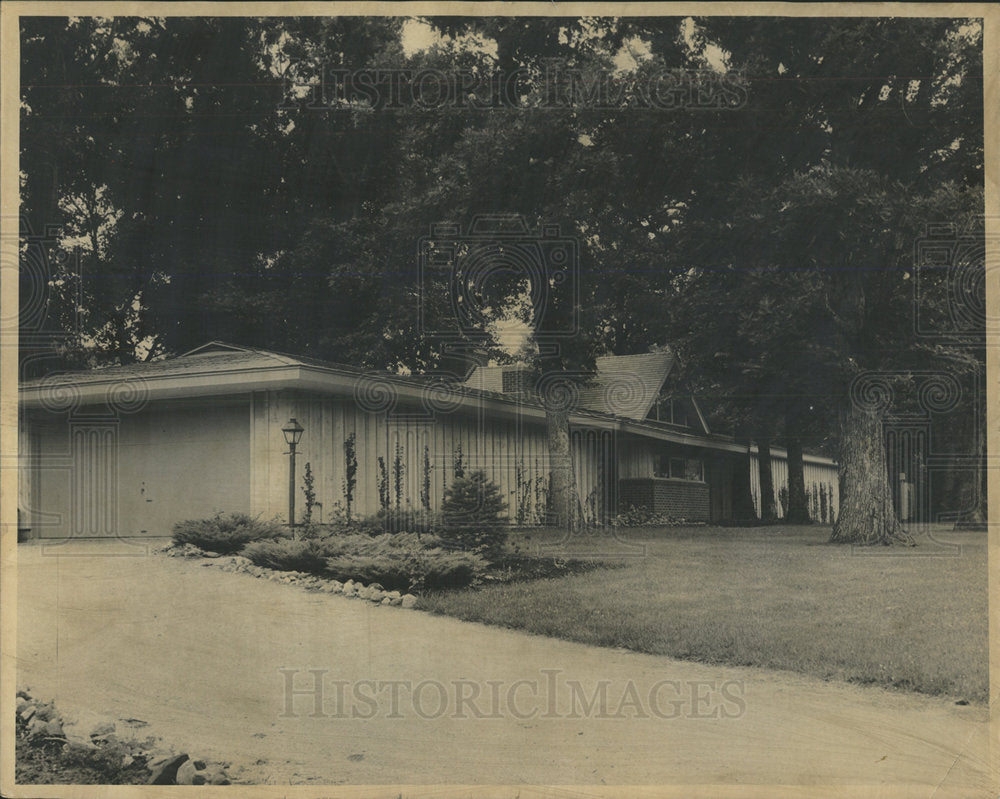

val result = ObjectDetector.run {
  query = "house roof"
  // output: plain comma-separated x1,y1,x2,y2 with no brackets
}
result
18,341,746,454
465,351,675,421
576,351,675,421
19,342,428,391
24,344,298,386
463,349,713,431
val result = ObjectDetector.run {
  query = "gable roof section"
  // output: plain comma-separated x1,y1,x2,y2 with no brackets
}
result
180,341,256,356
575,351,675,421
689,397,711,435
464,351,675,422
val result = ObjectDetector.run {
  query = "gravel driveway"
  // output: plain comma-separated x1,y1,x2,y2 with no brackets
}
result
14,539,993,795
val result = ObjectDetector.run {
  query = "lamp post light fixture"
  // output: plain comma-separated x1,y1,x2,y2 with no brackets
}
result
281,418,305,530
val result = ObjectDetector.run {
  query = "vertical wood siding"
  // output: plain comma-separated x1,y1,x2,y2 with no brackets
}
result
616,437,656,479
252,392,607,524
749,448,840,522
247,392,841,526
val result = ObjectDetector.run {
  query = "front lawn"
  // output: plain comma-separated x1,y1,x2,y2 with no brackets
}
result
420,524,987,702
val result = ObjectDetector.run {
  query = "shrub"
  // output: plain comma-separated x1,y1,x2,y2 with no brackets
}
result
296,513,384,539
316,533,389,557
171,513,285,554
367,508,439,534
325,546,486,591
363,531,441,549
242,530,484,591
244,533,385,570
440,470,508,558
611,506,686,527
343,433,358,521
302,462,317,525
242,538,332,573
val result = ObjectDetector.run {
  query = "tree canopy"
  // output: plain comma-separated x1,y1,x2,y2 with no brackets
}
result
19,14,985,540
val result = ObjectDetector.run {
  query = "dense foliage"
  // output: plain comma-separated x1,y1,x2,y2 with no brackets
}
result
20,15,985,541
440,470,509,557
171,513,285,554
324,547,487,592
243,531,487,590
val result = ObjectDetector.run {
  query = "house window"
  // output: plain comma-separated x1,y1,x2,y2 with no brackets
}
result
682,458,703,481
652,398,689,427
654,455,704,481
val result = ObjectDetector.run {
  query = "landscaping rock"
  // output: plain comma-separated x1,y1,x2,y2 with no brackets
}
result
61,708,116,746
389,596,403,606
385,590,402,600
168,543,207,558
380,597,392,606
43,719,65,737
27,717,49,738
90,721,116,739
401,594,418,609
369,589,385,602
64,738,99,753
147,753,189,784
176,757,231,785
19,705,38,723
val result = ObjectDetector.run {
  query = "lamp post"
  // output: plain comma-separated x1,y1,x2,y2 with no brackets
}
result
282,418,304,531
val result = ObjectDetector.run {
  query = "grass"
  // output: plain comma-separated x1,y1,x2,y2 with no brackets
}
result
420,524,987,702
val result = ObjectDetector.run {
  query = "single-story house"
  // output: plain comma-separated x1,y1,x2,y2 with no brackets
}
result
17,342,839,538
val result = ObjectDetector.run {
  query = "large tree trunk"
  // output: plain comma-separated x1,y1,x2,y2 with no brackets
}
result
546,407,579,533
784,410,811,524
830,403,914,545
756,437,777,522
731,439,758,523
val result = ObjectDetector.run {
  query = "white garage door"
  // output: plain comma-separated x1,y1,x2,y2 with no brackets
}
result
34,400,251,538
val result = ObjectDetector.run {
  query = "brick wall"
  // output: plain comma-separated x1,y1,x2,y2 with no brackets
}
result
618,478,710,521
